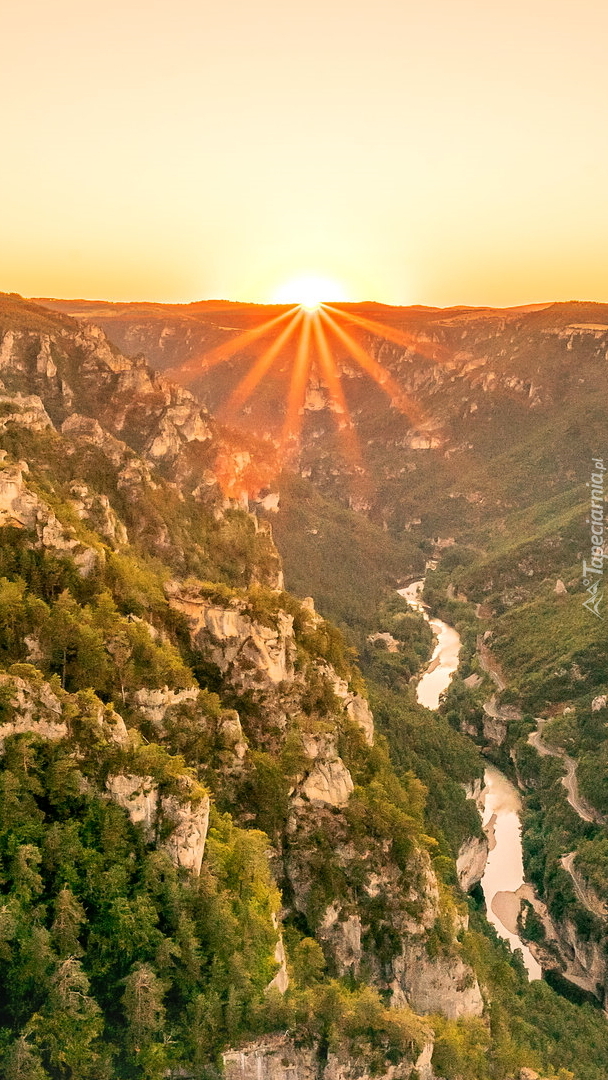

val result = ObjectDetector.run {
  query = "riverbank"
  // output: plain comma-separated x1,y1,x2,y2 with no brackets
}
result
418,569,608,1005
401,578,542,980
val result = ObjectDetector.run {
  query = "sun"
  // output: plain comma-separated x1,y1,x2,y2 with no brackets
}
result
272,274,349,310
165,281,444,488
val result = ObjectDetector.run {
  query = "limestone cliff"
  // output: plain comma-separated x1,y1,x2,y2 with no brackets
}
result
0,314,283,587
164,574,483,1019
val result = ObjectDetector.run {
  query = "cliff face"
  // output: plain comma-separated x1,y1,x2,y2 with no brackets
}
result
166,576,483,1017
456,835,489,893
105,772,210,875
0,310,282,571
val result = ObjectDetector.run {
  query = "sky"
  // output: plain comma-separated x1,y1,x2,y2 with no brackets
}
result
1,0,607,307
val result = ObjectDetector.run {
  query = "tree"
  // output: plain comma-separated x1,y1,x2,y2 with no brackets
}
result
32,957,105,1078
45,592,108,693
105,631,133,705
122,963,166,1052
3,1035,50,1080
51,888,86,958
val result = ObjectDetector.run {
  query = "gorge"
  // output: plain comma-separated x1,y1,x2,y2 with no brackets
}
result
0,292,607,1080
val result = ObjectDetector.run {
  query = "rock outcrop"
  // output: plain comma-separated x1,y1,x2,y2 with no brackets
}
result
132,686,200,730
0,674,66,747
298,733,355,809
266,934,289,995
367,631,400,653
0,463,100,574
320,663,375,746
68,481,128,547
106,773,159,842
299,757,354,808
0,392,52,432
105,773,210,875
508,883,607,1002
456,834,489,893
394,943,484,1020
482,701,508,745
167,585,296,690
222,1033,435,1080
162,790,210,875
318,904,363,975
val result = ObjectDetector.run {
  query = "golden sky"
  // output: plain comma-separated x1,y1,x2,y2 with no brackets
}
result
1,0,607,306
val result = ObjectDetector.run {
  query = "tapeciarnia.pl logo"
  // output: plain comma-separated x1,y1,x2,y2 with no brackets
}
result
582,457,606,618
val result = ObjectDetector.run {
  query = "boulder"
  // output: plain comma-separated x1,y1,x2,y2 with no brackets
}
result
300,759,354,808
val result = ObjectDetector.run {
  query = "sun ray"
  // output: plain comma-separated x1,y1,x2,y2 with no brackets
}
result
161,287,441,486
319,309,426,425
324,304,447,365
221,308,304,416
310,313,361,465
282,315,313,448
164,306,299,385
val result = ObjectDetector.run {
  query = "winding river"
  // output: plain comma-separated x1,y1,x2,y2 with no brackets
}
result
399,579,542,980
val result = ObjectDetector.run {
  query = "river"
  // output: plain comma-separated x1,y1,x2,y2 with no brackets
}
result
481,768,542,979
399,578,542,980
398,580,461,709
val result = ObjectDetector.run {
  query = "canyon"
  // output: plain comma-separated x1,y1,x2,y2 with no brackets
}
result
0,292,606,1080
